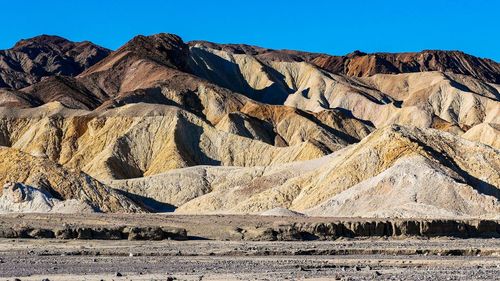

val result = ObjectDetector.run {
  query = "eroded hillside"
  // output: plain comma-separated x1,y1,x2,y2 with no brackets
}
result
0,33,498,218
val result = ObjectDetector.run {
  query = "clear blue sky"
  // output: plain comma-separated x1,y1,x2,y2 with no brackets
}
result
3,0,499,61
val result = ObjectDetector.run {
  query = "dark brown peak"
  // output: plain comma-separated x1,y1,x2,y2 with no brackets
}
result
358,50,488,62
12,35,71,49
347,50,367,57
416,50,495,64
413,50,500,67
118,33,188,69
341,50,468,58
11,34,111,60
310,55,346,74
123,33,185,48
0,35,111,89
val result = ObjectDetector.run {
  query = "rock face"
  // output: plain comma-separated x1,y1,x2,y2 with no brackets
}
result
0,147,143,213
0,213,497,240
187,44,499,132
0,103,358,181
138,125,498,219
0,35,110,89
0,182,94,213
117,33,189,70
462,123,500,149
310,50,500,84
189,42,500,84
0,33,498,217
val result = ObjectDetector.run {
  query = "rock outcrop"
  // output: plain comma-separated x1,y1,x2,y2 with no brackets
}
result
0,213,497,240
462,123,500,149
0,147,143,213
0,182,94,213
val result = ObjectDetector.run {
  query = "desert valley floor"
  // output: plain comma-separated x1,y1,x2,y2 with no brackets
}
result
1,238,500,280
0,214,499,280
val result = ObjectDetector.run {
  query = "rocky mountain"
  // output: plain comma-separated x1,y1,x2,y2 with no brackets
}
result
0,35,110,89
311,50,500,84
191,42,500,84
0,146,143,212
0,33,498,218
187,42,499,128
160,125,499,219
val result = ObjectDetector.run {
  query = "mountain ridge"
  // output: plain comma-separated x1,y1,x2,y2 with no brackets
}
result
2,34,499,91
0,33,498,218
0,35,111,89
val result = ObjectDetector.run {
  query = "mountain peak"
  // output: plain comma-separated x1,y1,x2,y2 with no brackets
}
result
0,35,111,89
124,33,184,48
12,35,71,49
346,50,367,57
118,33,188,69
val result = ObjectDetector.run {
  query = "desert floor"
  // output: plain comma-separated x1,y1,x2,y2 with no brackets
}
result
1,214,499,280
1,238,500,280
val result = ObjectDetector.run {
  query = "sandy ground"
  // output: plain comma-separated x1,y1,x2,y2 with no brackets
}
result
0,238,499,280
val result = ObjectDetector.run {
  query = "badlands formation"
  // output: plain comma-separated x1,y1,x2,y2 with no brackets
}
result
0,33,498,219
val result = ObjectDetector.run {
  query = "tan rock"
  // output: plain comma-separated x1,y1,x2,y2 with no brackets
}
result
0,182,95,213
0,147,143,213
132,125,499,219
462,123,500,149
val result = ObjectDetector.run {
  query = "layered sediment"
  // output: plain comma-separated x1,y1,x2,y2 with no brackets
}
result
0,33,498,221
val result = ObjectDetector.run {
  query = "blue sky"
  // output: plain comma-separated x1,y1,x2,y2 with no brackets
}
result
3,0,499,61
